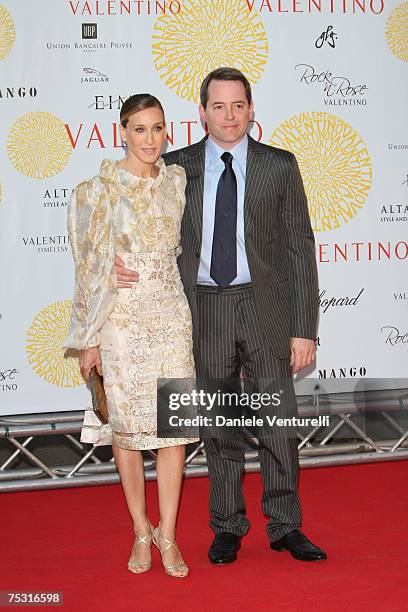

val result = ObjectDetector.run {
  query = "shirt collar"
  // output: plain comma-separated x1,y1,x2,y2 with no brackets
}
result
206,134,248,168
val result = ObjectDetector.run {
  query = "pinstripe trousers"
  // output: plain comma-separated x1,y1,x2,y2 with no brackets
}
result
195,283,302,541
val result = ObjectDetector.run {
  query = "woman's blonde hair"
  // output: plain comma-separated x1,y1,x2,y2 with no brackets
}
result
120,94,164,127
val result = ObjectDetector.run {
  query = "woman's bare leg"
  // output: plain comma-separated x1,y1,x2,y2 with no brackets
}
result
113,441,151,566
156,444,187,575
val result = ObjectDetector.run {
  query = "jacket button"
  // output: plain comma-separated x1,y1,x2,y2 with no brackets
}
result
195,252,200,258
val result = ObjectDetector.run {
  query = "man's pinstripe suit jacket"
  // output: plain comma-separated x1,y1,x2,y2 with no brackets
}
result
163,134,319,359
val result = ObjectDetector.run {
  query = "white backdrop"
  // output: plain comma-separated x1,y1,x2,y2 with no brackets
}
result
0,0,407,415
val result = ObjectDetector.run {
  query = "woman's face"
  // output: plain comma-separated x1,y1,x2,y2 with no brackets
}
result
120,106,165,166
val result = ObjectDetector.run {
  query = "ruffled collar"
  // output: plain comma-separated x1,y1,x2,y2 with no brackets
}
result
99,157,166,190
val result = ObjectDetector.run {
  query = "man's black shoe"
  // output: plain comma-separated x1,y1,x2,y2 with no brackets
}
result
208,532,241,564
270,529,327,561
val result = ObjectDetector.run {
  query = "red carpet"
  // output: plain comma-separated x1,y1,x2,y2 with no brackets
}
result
1,462,407,612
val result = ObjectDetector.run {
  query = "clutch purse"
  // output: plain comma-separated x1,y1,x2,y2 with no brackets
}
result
89,366,109,425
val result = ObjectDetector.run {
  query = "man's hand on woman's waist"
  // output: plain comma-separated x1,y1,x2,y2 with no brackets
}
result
115,255,139,288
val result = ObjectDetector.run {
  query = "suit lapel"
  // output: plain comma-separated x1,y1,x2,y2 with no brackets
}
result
244,135,271,238
183,134,270,244
182,136,206,245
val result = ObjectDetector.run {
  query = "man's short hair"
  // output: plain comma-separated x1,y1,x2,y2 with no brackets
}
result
200,67,252,109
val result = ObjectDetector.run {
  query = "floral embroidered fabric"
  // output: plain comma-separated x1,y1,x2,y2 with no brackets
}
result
64,158,198,449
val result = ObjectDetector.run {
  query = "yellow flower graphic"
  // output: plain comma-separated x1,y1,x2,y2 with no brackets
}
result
0,5,16,60
26,300,83,388
385,2,408,62
7,112,72,179
270,112,372,232
152,0,268,103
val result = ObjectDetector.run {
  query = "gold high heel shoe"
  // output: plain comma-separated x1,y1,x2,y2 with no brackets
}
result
152,525,189,578
128,520,154,574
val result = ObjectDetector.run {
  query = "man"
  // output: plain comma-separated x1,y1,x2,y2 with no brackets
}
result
116,68,326,563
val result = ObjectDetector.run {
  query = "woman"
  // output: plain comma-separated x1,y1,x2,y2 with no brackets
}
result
64,94,198,578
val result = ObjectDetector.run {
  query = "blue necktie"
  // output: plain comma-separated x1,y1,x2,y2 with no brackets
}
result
210,152,237,288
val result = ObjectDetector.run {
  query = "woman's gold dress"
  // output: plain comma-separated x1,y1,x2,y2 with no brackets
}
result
64,158,198,449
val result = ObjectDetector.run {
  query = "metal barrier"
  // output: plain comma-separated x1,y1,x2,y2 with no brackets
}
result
1,387,408,492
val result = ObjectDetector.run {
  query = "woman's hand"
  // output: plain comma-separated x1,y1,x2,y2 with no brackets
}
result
79,347,102,382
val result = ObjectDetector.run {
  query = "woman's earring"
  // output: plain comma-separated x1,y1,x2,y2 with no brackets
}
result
122,140,127,148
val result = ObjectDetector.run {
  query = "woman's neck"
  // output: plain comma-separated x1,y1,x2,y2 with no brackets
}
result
118,155,159,179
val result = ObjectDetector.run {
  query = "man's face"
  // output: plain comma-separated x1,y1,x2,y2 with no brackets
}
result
199,79,254,149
